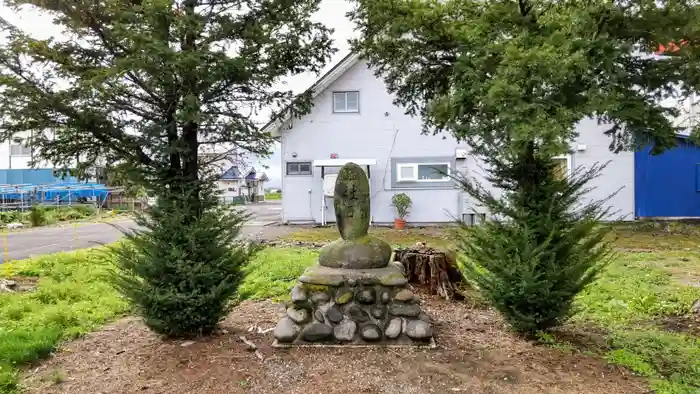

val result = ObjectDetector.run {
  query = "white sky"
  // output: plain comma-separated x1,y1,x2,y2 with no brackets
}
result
0,0,358,188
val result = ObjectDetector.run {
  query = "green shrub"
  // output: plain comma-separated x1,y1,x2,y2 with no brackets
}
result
0,211,22,225
28,206,47,227
455,144,614,336
391,193,411,220
109,188,258,337
71,205,96,218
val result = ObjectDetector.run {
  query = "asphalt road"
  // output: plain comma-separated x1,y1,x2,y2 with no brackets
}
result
0,202,283,263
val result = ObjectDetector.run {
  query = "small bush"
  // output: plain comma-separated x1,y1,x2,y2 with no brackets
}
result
455,144,614,336
391,193,411,220
109,188,258,337
0,211,22,225
28,206,47,227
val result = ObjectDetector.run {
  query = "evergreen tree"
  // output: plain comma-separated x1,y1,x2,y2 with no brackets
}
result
348,0,700,334
453,143,615,335
0,0,334,336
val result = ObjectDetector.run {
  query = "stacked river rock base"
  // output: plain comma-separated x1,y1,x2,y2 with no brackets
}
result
273,162,435,347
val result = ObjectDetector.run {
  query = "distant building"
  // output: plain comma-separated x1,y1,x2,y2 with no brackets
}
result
218,166,269,203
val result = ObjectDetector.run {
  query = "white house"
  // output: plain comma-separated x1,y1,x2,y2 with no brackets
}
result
218,166,269,203
263,54,638,225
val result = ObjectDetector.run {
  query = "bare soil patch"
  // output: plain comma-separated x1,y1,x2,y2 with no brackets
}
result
657,315,700,337
22,294,648,394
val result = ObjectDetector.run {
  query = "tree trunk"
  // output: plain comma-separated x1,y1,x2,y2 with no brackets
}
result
393,245,464,300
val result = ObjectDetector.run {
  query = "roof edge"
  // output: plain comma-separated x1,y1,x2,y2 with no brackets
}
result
262,53,361,137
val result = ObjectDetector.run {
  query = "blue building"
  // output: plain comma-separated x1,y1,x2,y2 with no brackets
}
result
635,136,700,218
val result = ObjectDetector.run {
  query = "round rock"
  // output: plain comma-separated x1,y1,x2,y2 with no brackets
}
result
314,309,325,323
394,289,414,302
360,324,382,341
311,292,330,304
418,312,431,323
384,318,402,339
347,305,370,323
333,320,357,341
274,317,300,343
301,322,333,342
379,291,391,304
286,307,310,324
325,304,344,324
370,305,386,319
389,304,421,317
291,284,307,304
404,320,432,340
318,236,393,269
356,288,376,304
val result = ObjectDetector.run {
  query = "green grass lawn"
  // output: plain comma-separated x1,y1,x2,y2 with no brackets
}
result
0,249,129,392
0,246,317,393
562,250,700,393
237,247,317,301
265,192,281,200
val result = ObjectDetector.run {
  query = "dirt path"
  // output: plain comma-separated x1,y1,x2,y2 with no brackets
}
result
22,295,647,394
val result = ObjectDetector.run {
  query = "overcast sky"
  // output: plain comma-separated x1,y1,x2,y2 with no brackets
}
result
0,0,358,188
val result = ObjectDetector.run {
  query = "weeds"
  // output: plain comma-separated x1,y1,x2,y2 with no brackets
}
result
0,248,128,391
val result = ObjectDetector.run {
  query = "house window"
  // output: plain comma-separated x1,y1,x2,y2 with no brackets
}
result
396,163,450,182
286,161,312,175
227,187,236,192
552,155,572,180
10,143,31,156
332,91,359,113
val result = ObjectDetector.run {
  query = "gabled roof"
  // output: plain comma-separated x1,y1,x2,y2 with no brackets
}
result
220,166,242,180
244,168,257,181
262,53,361,137
258,173,269,182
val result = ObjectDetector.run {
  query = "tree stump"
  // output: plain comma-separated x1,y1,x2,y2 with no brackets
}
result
393,244,463,301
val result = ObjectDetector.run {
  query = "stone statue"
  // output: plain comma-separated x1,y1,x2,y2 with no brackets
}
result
318,163,392,269
273,162,434,347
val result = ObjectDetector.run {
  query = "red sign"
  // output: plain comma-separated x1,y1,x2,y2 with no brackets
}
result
330,153,338,159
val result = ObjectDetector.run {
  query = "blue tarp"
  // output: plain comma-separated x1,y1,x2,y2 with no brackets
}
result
0,183,110,202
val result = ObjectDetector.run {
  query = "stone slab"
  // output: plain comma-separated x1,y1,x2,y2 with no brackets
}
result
272,337,437,349
299,263,408,287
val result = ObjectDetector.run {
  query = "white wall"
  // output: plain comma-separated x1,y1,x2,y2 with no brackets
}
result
218,179,241,199
280,60,467,224
280,60,635,224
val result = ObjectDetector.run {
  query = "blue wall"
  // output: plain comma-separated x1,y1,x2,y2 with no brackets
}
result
635,137,700,217
0,169,78,185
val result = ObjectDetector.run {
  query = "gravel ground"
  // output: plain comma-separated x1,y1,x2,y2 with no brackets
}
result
21,292,647,394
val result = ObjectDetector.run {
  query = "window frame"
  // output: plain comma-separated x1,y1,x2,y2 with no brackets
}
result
552,154,573,178
10,143,32,157
332,91,360,113
396,162,451,183
286,161,313,176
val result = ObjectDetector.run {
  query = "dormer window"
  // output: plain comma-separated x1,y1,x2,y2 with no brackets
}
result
332,91,359,113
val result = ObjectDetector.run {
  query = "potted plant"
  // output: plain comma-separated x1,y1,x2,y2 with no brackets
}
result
391,193,412,230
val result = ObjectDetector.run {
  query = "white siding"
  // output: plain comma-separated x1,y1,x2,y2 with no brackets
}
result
280,60,635,224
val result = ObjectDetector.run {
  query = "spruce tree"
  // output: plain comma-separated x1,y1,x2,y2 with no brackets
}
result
348,0,700,334
0,0,334,336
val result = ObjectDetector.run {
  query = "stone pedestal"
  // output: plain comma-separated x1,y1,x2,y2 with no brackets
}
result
273,262,435,347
